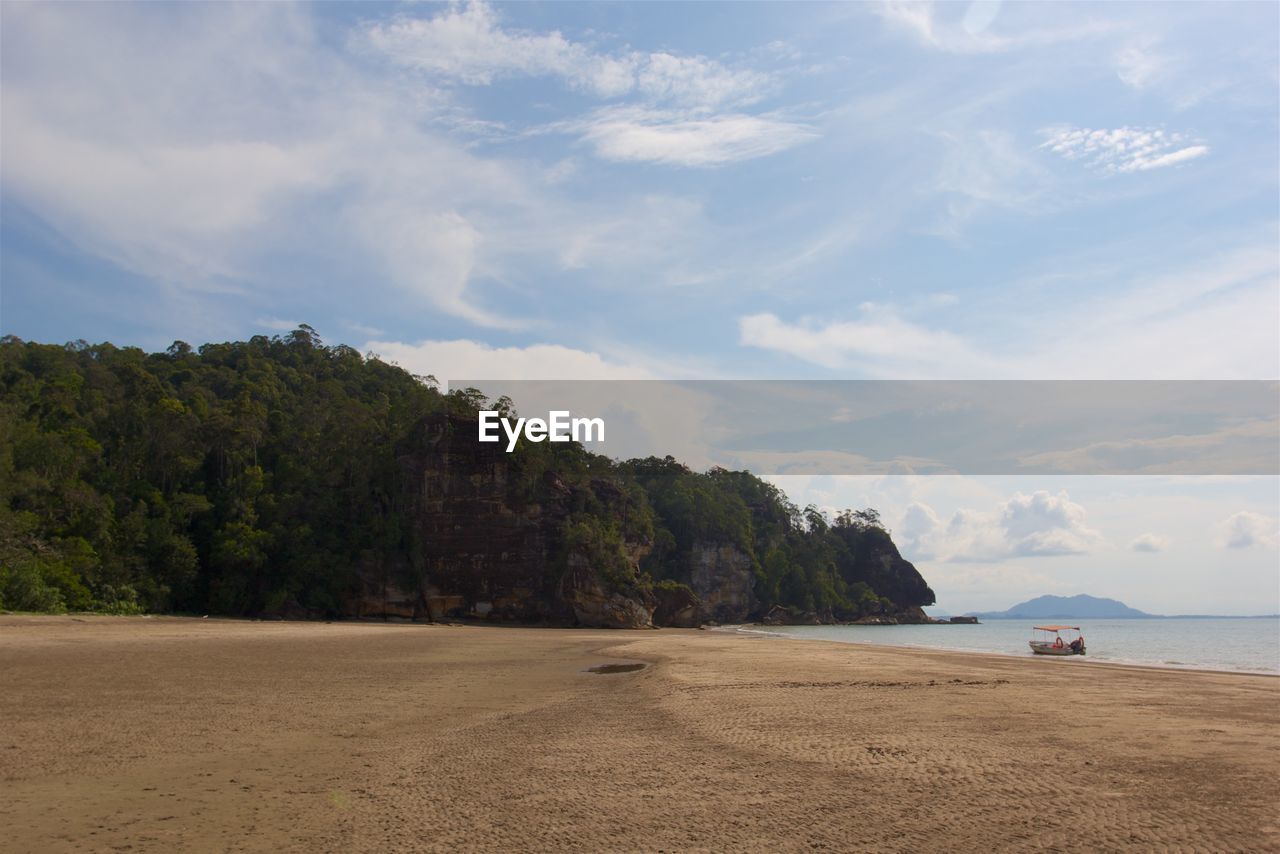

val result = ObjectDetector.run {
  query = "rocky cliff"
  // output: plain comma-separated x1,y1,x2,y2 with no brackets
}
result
686,542,756,624
345,413,656,628
343,414,934,629
0,332,936,624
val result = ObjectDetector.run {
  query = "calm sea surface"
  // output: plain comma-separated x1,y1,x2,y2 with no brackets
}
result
728,617,1280,674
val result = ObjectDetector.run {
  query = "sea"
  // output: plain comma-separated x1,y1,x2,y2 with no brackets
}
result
727,617,1280,675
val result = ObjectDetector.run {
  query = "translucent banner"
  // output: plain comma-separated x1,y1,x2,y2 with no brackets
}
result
454,380,1279,475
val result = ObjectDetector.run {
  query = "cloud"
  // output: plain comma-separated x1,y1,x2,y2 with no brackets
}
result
2,90,327,286
1016,417,1280,476
875,1,1113,54
363,2,590,88
1115,40,1169,91
1022,243,1280,379
1040,126,1209,173
931,128,1056,237
3,2,750,332
898,490,1099,563
1216,511,1278,550
363,2,770,109
1000,490,1099,556
737,310,996,377
362,2,812,167
0,3,514,327
351,206,517,329
1131,533,1169,552
740,240,1278,381
575,107,816,167
362,338,655,387
255,317,304,332
717,450,954,477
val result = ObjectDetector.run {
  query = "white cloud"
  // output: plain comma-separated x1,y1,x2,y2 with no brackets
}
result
255,317,303,332
3,2,749,331
931,128,1056,237
1115,40,1169,91
362,338,654,387
1131,533,1169,552
1000,490,1099,556
2,91,327,286
737,310,997,377
351,206,516,329
576,107,816,167
363,2,586,88
632,52,770,108
898,490,1099,563
362,2,809,168
1216,511,1278,550
363,2,770,109
1023,243,1280,379
741,241,1278,381
1040,126,1209,173
875,1,1113,54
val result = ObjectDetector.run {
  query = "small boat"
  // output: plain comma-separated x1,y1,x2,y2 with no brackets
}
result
1029,625,1086,656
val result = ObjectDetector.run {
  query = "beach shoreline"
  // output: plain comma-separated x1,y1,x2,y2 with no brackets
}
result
2,615,1277,851
717,623,1280,678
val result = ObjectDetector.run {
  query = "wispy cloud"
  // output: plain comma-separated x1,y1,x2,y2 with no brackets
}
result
1114,39,1169,91
738,309,996,377
1040,126,1209,174
363,2,771,108
255,317,303,331
875,1,1114,54
2,1,756,332
739,237,1279,380
363,337,654,387
575,107,816,167
361,2,813,167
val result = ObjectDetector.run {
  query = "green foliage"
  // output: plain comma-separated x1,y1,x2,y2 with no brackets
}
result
624,456,934,619
0,329,448,615
0,329,934,620
561,515,637,590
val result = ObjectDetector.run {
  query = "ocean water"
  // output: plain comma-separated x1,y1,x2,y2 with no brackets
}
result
729,617,1280,675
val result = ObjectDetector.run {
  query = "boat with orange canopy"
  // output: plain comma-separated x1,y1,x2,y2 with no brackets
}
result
1029,625,1086,656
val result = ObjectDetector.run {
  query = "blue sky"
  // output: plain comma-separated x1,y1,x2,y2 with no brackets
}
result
2,1,1277,612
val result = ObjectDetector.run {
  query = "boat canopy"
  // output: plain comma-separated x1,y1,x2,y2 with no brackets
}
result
1032,625,1080,631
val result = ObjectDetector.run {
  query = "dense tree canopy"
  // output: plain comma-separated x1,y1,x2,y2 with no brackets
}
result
0,329,933,619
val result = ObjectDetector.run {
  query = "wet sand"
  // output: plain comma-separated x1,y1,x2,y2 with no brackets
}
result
1,615,1277,852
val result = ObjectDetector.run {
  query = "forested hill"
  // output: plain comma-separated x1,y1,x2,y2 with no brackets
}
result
0,328,934,626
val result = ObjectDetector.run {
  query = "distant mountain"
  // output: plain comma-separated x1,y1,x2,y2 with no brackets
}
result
968,594,1154,619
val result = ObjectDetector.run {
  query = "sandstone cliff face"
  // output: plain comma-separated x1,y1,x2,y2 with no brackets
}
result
342,413,935,630
345,414,654,627
687,542,755,624
559,554,654,629
652,583,701,628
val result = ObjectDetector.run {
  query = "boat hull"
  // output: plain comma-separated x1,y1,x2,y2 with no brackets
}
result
1029,641,1084,656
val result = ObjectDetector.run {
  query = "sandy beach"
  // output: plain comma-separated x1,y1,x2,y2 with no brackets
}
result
1,616,1277,852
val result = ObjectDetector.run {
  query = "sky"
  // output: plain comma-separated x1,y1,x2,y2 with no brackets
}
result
2,1,1277,614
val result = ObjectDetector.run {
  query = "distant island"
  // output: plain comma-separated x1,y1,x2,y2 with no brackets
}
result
967,594,1279,619
969,594,1153,619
